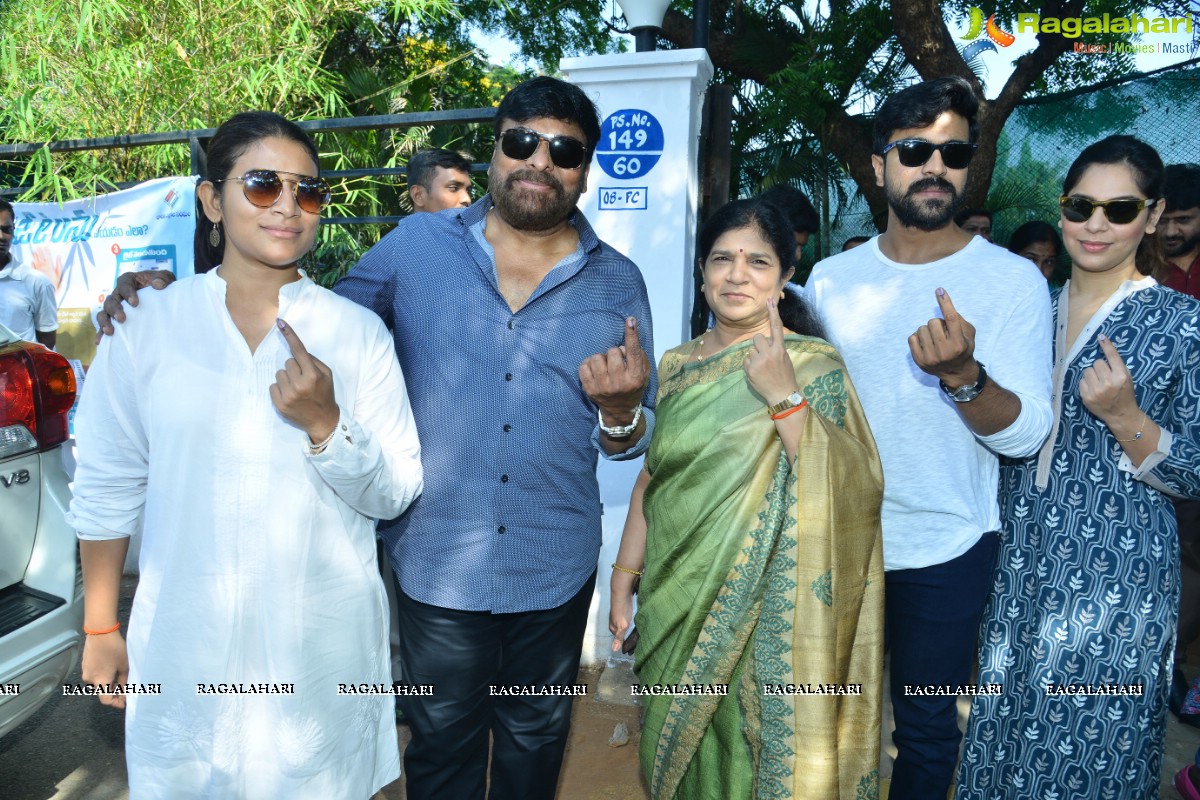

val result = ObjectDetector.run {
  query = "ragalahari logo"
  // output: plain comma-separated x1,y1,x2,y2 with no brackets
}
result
960,7,1015,61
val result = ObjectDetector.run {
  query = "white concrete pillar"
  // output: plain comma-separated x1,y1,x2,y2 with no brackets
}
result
560,48,714,665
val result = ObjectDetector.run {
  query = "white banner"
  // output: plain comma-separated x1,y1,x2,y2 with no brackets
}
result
10,176,197,367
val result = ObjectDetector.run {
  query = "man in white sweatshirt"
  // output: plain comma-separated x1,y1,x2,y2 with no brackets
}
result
802,76,1052,800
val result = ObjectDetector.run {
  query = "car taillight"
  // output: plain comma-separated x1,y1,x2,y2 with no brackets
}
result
0,344,77,457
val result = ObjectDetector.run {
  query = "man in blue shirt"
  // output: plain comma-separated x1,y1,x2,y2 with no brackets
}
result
96,77,656,799
336,77,656,799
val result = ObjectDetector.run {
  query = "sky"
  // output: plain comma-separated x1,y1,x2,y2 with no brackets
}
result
470,4,1199,99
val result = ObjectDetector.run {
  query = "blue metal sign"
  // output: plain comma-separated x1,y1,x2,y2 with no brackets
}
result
596,109,663,180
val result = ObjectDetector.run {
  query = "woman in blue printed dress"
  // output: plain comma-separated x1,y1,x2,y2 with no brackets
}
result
956,136,1200,799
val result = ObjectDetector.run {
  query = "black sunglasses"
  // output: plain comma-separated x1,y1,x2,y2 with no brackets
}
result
497,128,588,170
881,139,977,170
217,169,331,215
1059,195,1156,225
0,225,13,235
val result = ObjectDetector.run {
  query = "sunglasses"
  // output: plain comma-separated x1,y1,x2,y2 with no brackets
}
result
497,128,588,170
217,169,331,215
881,139,977,170
0,225,13,235
1059,195,1156,225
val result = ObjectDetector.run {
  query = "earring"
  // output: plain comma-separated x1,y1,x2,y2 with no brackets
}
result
209,222,221,248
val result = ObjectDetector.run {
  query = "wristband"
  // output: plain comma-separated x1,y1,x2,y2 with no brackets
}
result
599,404,643,440
84,622,121,635
770,399,809,420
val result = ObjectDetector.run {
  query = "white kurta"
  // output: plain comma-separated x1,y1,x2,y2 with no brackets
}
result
69,270,422,799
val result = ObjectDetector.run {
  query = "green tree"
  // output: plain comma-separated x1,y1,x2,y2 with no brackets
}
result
435,0,1198,229
0,0,531,280
0,0,425,193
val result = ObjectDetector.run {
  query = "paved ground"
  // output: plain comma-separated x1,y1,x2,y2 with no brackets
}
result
2,576,1197,799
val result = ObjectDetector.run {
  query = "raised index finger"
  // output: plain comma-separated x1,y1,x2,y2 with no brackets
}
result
767,296,784,342
935,288,961,324
1097,333,1126,370
276,318,313,370
623,316,641,355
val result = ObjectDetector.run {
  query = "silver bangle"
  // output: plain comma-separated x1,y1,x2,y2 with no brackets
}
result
598,404,643,440
307,425,338,456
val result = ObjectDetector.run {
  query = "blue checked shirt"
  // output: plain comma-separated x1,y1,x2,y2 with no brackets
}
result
335,196,656,613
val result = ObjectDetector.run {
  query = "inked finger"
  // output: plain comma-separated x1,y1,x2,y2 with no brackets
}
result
767,297,784,341
1097,334,1126,370
936,288,960,322
623,316,641,355
276,319,312,369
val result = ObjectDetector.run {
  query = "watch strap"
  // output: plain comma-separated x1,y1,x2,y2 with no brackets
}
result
939,362,988,403
766,391,805,416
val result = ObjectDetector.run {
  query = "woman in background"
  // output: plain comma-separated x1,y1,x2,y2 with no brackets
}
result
609,199,884,800
1008,219,1063,284
957,135,1200,800
72,111,422,798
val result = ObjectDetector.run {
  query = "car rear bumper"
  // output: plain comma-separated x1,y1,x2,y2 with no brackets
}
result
0,446,84,738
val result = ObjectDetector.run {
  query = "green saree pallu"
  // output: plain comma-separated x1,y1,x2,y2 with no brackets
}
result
635,335,885,800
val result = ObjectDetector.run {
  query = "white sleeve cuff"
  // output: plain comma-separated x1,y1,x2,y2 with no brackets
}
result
976,391,1053,458
1118,427,1180,496
303,410,355,460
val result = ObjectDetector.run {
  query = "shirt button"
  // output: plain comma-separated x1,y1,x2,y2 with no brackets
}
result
505,373,513,381
503,423,512,432
501,474,509,483
507,320,515,330
497,525,506,534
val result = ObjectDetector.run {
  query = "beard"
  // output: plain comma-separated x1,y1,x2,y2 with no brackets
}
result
489,168,581,231
887,176,965,232
1162,229,1200,258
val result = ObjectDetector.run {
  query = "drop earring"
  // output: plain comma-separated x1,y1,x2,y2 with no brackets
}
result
209,222,221,248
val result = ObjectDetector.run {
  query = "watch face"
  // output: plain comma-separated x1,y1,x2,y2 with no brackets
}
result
941,363,987,403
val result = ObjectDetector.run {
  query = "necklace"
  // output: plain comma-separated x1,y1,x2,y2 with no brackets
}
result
695,329,712,361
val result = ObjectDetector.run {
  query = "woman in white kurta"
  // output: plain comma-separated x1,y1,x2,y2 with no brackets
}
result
69,112,422,799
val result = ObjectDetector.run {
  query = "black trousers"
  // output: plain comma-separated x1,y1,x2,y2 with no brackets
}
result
885,532,999,800
395,572,596,800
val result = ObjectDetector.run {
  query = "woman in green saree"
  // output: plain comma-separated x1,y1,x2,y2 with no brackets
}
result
609,199,885,800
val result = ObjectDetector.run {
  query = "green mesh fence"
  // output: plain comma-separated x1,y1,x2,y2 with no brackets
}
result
819,66,1200,262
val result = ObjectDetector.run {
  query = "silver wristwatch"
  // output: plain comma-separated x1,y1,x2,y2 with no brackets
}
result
598,404,643,439
939,362,988,403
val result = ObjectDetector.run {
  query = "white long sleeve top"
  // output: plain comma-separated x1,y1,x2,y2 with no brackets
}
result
68,269,421,798
803,236,1053,570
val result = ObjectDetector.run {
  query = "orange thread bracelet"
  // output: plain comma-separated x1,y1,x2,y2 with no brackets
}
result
84,622,121,636
770,400,809,421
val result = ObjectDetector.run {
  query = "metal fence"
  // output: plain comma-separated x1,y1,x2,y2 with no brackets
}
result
0,107,498,227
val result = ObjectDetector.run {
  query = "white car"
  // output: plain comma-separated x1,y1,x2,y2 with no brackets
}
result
0,322,82,737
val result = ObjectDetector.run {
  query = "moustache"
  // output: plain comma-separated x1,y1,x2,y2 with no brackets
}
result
506,169,563,193
906,177,957,197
